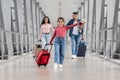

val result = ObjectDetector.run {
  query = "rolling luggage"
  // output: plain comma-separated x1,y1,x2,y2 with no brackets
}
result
35,44,53,67
77,41,86,57
33,41,42,58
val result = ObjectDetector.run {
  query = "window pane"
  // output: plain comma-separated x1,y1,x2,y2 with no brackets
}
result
118,11,120,23
119,0,120,8
12,9,15,20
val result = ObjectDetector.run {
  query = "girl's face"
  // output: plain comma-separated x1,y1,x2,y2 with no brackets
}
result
44,18,48,23
58,19,64,27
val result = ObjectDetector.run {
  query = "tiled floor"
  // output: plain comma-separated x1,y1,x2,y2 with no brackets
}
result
0,50,120,80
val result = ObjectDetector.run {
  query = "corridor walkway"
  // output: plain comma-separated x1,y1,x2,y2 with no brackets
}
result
0,48,120,80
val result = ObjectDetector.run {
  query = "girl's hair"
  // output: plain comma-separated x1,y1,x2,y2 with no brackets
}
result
41,16,51,25
57,17,65,22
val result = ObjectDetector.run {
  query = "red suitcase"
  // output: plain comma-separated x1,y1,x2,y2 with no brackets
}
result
35,44,53,67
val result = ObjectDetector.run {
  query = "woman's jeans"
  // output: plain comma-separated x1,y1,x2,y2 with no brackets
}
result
54,37,66,64
41,33,50,49
71,34,80,56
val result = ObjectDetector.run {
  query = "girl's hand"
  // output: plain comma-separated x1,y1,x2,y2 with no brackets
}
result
81,19,86,24
79,19,85,26
79,22,83,26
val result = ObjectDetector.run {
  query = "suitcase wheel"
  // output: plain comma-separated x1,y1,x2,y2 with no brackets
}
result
38,64,46,67
44,64,46,67
38,64,40,67
33,56,35,58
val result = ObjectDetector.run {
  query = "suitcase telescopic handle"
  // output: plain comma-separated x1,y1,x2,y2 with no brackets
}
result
44,43,53,53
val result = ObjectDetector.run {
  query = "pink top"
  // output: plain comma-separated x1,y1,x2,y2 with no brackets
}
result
50,23,78,43
39,24,54,39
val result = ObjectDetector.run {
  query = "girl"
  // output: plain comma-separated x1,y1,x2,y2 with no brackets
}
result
50,17,82,70
39,16,54,49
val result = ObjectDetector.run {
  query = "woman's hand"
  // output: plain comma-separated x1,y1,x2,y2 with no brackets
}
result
49,42,53,45
39,39,42,42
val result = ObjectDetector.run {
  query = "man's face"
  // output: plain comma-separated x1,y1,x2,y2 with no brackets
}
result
73,14,78,20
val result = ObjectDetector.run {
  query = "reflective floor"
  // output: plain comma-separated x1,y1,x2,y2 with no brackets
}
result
0,50,120,80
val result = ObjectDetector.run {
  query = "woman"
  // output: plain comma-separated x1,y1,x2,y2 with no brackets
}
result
39,16,54,49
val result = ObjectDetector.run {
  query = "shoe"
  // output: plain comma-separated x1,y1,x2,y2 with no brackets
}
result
59,64,63,70
74,55,77,59
71,55,77,59
54,63,58,69
71,55,75,59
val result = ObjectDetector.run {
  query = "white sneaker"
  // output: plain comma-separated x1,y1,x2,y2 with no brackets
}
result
54,63,58,69
71,55,77,59
71,55,75,59
74,55,77,59
59,64,63,70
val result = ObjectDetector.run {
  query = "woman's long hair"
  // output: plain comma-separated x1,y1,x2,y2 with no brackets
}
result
41,16,51,25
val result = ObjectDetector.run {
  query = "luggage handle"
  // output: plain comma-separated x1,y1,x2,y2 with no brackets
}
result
43,43,53,53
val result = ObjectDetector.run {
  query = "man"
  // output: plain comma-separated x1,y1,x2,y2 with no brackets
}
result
67,12,83,59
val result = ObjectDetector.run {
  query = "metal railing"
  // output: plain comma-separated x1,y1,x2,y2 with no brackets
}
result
89,25,120,65
0,30,34,65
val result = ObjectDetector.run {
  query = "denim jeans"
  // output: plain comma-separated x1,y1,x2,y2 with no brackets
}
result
54,37,66,64
41,33,50,49
71,34,80,56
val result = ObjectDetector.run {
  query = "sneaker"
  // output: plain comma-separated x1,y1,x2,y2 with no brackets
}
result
59,64,63,70
74,55,77,59
71,55,75,59
71,55,77,59
54,63,58,69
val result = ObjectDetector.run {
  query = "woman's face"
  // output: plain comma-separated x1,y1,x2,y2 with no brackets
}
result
58,19,64,27
44,18,48,23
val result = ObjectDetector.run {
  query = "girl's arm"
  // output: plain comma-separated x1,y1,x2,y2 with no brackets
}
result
66,23,78,29
50,29,56,44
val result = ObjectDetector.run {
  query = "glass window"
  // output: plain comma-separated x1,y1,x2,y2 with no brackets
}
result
12,9,15,20
118,11,120,23
11,0,14,7
119,0,120,8
104,6,107,18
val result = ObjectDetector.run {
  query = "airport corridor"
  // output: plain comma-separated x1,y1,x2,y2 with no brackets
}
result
0,0,120,80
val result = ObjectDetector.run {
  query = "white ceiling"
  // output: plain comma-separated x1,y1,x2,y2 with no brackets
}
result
37,0,82,26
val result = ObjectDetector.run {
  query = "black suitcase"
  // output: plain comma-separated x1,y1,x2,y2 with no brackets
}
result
77,43,86,57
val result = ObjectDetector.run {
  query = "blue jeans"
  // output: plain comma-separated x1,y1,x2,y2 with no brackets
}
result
71,34,80,56
54,37,66,64
41,34,50,49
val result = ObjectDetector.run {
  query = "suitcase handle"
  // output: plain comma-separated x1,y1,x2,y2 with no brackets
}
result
43,43,53,53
